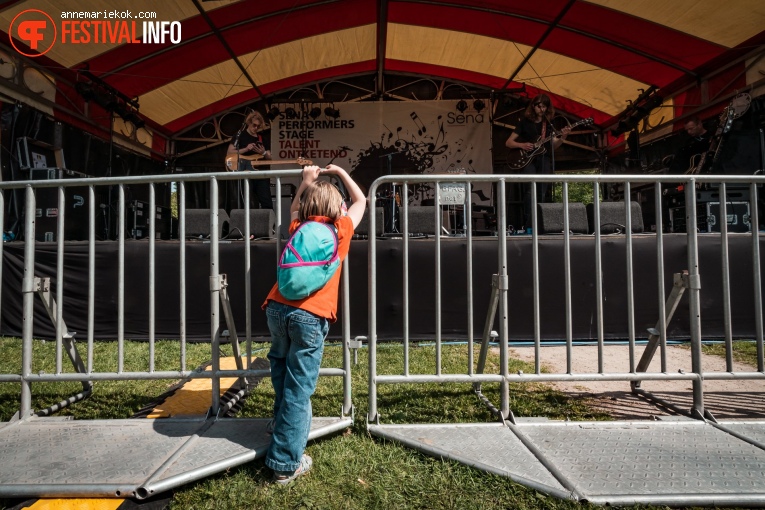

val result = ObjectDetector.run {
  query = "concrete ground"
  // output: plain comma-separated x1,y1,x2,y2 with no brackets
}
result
504,344,765,420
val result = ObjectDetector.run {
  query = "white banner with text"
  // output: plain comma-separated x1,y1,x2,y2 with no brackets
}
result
271,100,491,204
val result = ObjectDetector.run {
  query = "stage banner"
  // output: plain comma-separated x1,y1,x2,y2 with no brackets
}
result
270,100,491,204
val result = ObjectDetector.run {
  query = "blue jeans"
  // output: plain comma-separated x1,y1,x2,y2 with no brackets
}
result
264,300,328,473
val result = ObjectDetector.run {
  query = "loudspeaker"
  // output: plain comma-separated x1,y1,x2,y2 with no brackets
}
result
716,129,763,174
185,209,229,239
229,209,275,239
126,200,172,240
406,206,437,234
586,201,644,234
355,207,384,237
536,203,589,234
29,168,91,241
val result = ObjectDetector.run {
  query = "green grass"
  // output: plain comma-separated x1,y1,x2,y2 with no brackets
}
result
0,338,729,510
0,337,216,421
699,340,762,368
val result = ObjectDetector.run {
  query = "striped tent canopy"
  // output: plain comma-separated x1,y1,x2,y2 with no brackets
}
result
2,0,764,152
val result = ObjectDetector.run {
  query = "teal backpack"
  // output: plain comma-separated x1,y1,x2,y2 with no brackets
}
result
277,220,340,300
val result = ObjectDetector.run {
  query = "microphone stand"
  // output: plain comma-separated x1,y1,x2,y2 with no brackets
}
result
384,153,399,233
233,119,247,210
548,122,563,205
549,120,558,205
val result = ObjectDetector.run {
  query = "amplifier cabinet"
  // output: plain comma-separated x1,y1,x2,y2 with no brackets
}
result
669,206,708,233
706,201,751,233
29,168,91,242
127,200,173,239
668,207,682,233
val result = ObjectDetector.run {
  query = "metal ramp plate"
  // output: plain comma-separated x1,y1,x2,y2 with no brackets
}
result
367,423,571,499
0,416,351,499
370,420,765,506
515,420,765,506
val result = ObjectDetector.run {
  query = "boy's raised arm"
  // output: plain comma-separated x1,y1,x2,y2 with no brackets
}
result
323,164,367,228
290,165,322,219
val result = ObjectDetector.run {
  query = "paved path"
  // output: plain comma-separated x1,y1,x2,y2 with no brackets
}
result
506,344,765,420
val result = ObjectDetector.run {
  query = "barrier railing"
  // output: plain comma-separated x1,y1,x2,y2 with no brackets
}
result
367,173,765,425
0,168,353,420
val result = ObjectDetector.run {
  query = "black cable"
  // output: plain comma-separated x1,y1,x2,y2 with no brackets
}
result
598,222,627,234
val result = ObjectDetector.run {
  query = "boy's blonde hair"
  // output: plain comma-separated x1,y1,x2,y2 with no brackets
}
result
299,181,343,222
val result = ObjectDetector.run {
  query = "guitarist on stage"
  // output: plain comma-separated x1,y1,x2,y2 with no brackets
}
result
227,111,274,210
668,116,712,174
505,94,570,231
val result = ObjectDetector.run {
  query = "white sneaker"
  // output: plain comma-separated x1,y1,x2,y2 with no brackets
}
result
272,454,312,485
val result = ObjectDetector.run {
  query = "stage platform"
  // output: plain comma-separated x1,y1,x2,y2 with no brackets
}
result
2,233,763,341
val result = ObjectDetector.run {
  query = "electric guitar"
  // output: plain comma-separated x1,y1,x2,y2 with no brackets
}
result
225,154,312,171
686,93,751,175
507,117,593,170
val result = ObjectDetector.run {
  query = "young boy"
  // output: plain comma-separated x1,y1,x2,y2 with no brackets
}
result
262,164,366,484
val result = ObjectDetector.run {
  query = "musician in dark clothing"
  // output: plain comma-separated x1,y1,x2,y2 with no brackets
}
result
227,111,273,210
684,116,712,172
662,116,715,231
668,116,712,174
505,94,570,231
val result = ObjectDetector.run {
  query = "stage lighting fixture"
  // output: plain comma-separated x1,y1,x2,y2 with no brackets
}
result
456,100,468,113
284,107,298,119
124,111,145,129
112,102,129,119
309,106,322,119
266,106,281,120
75,82,96,102
324,106,340,119
92,91,119,112
473,99,485,113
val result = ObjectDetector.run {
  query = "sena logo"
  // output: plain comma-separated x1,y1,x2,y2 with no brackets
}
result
9,9,57,57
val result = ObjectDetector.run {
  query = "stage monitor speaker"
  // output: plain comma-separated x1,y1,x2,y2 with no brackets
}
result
406,206,437,235
586,201,644,234
185,209,229,239
536,203,589,234
229,209,275,239
355,207,384,237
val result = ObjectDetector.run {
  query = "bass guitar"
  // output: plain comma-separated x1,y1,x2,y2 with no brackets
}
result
507,117,593,170
225,154,312,171
686,93,751,175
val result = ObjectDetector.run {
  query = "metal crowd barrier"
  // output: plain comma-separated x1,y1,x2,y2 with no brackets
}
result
366,173,765,424
0,168,353,420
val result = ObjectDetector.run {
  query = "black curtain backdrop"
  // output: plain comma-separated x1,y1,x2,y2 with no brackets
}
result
1,235,763,341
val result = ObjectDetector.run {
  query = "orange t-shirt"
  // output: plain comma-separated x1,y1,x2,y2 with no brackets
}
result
263,215,354,322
